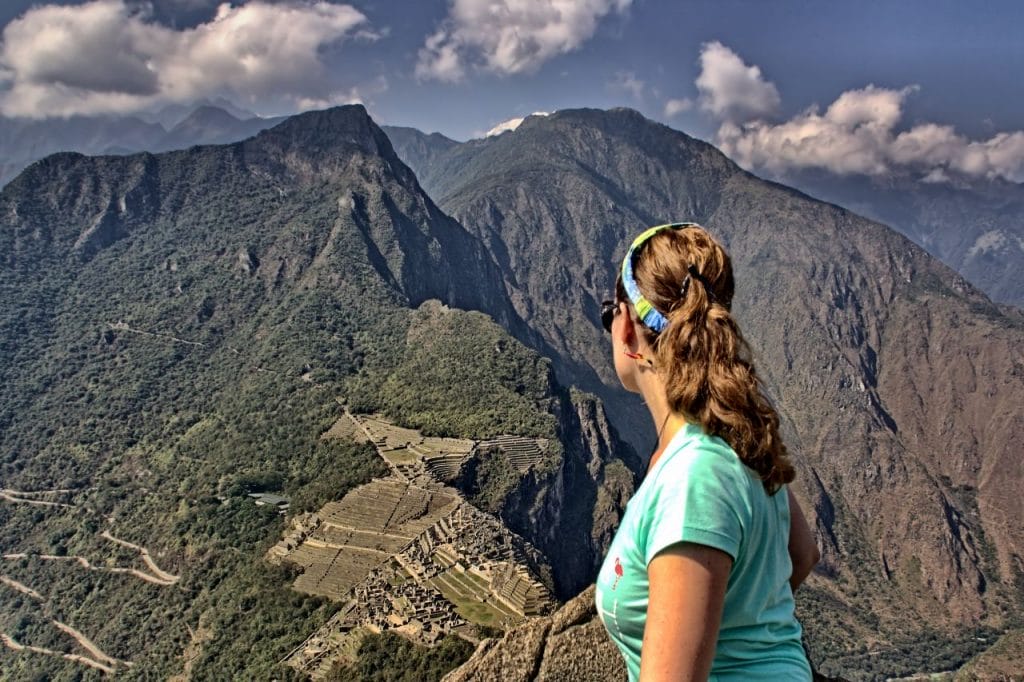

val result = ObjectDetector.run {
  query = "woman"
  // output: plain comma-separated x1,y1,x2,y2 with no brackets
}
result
595,222,820,681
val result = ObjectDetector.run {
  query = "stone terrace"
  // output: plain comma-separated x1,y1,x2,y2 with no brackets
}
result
276,412,557,679
477,435,549,472
270,479,459,600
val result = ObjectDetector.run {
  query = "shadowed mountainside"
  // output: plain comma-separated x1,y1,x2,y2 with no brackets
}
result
387,108,1024,678
0,105,632,678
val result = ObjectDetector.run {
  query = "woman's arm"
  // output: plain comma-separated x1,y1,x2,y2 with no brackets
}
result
640,542,732,682
788,488,820,592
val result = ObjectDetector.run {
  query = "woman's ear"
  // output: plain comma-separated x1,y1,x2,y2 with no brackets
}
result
615,301,638,350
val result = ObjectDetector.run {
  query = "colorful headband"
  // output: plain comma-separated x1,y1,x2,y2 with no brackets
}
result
620,222,700,333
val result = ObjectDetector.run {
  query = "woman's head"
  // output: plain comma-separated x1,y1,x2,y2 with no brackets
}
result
609,222,794,493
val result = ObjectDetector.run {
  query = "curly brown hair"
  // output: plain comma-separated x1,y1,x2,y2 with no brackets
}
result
616,224,795,494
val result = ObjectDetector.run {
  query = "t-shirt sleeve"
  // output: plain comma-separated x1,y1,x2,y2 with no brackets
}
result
642,446,745,567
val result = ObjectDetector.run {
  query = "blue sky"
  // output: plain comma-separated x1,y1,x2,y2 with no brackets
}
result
1,0,1022,181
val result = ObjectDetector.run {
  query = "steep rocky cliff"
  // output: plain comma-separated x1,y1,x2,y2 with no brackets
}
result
488,390,638,598
387,108,1024,677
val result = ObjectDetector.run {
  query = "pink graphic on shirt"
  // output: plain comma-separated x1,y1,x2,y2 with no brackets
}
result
612,557,623,590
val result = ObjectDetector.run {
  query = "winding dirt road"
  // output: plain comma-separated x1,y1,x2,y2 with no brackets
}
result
0,489,73,508
53,620,130,668
101,531,180,584
0,575,43,600
2,633,116,675
3,552,177,586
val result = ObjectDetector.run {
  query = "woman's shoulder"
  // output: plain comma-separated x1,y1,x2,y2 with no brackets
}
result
652,424,750,487
637,424,753,564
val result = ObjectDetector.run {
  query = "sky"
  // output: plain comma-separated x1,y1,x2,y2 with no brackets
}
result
1,0,1022,183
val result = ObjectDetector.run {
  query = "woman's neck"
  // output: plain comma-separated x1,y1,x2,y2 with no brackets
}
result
647,412,687,474
636,369,687,474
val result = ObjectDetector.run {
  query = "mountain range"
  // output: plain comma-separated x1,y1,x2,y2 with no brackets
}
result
0,105,1020,680
386,109,1024,677
768,167,1024,308
6,103,1022,312
0,103,285,187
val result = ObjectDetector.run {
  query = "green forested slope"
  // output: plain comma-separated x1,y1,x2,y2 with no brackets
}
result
0,106,630,678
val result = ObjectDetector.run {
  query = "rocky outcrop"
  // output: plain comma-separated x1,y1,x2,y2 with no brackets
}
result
488,391,636,598
387,108,1024,674
442,584,627,682
444,583,851,682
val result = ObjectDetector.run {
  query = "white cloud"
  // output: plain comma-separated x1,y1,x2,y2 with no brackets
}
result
416,0,632,82
0,0,376,118
608,70,644,100
294,76,389,112
698,43,1024,183
921,167,950,184
663,97,693,118
695,40,780,123
714,85,919,176
484,111,550,137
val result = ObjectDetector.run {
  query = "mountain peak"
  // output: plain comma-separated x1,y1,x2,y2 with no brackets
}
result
163,106,244,141
254,104,397,164
179,105,243,126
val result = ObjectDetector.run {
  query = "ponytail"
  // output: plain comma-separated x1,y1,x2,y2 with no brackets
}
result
621,225,794,493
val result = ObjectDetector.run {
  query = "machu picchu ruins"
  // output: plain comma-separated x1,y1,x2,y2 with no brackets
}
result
270,411,556,678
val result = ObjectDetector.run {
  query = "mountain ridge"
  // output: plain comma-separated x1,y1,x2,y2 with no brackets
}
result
386,106,1024,678
766,167,1024,308
0,104,634,678
0,105,285,187
1,103,1020,679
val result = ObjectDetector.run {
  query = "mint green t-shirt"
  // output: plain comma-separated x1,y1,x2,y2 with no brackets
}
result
595,422,811,681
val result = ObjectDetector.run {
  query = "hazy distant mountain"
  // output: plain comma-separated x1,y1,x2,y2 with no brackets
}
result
382,125,462,187
157,105,287,151
770,168,1024,308
0,114,166,186
0,105,632,677
0,104,284,187
387,108,1024,679
138,97,259,130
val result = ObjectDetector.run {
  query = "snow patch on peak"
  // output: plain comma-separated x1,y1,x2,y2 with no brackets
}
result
485,112,550,138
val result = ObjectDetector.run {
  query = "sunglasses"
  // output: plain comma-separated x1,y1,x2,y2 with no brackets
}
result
601,300,618,333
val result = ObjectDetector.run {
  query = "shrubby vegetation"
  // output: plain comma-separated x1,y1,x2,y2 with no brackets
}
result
461,448,522,515
327,631,475,682
796,582,1005,681
0,127,572,678
348,300,560,442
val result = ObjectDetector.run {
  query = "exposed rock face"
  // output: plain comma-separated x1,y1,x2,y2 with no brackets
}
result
443,585,627,682
444,584,852,682
495,391,637,598
386,108,1024,674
